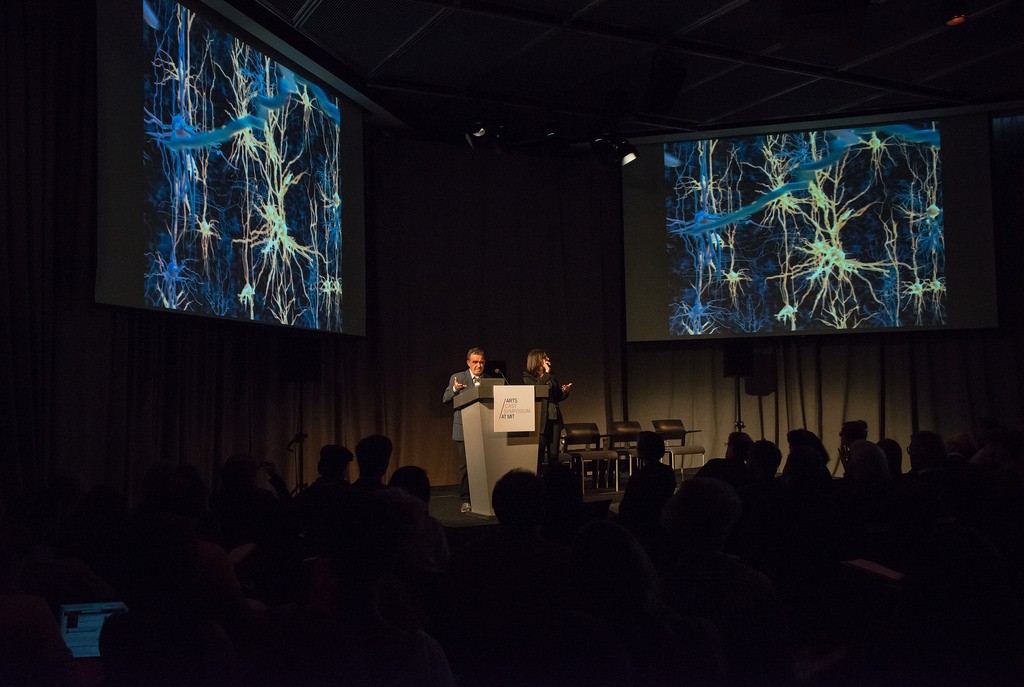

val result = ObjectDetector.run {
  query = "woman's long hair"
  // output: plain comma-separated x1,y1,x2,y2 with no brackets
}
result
525,349,547,376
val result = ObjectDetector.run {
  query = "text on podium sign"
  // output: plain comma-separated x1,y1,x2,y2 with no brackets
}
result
493,385,536,432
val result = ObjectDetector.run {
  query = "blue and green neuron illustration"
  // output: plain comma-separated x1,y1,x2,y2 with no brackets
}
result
142,0,344,331
664,123,944,336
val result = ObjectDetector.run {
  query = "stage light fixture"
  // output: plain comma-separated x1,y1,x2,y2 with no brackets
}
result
944,0,968,26
591,135,639,166
464,120,488,148
619,140,638,166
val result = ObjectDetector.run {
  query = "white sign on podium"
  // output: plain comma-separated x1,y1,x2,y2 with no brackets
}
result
493,385,536,432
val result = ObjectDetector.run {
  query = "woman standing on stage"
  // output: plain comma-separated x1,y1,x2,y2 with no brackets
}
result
523,349,572,471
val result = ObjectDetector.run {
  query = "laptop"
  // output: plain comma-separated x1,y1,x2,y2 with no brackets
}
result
58,601,128,658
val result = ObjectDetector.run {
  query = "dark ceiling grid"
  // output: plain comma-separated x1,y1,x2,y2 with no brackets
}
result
862,13,1019,95
680,62,822,127
736,76,902,128
301,0,443,75
767,2,928,68
919,47,1024,100
291,0,321,27
679,6,786,61
477,0,607,18
241,0,1024,147
372,12,549,91
258,0,306,23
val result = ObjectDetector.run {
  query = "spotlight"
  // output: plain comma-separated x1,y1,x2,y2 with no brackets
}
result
464,120,488,148
619,141,638,166
591,135,639,166
943,0,968,26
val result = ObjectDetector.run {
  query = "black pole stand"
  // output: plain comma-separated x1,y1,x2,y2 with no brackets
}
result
734,376,746,432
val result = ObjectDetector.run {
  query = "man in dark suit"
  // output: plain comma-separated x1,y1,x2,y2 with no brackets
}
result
442,347,488,512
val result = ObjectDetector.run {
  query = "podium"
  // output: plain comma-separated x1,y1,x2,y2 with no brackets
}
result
454,383,550,516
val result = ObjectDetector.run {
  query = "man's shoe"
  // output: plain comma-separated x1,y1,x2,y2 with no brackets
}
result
460,502,472,513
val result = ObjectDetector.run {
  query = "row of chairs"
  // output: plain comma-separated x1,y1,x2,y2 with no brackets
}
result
559,420,707,493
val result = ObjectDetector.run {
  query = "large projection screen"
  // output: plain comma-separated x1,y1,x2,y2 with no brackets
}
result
623,113,997,342
96,0,366,335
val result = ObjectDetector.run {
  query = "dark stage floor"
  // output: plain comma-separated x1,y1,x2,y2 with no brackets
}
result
426,465,704,538
427,483,624,529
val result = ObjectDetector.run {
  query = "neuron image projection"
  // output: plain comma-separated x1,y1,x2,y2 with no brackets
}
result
142,0,344,331
664,123,945,337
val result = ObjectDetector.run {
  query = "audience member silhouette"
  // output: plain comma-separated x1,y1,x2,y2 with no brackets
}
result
0,494,85,687
889,524,1021,686
208,453,287,553
971,425,1024,475
253,488,454,687
289,444,353,539
844,439,892,483
140,464,265,645
907,430,949,475
781,442,834,494
745,439,783,485
886,436,958,571
786,427,831,467
99,511,239,687
353,434,393,491
735,444,840,632
945,431,977,467
567,519,726,687
876,437,904,480
54,482,130,598
730,439,783,554
383,466,451,630
388,465,432,506
618,431,677,558
318,443,354,484
697,431,753,489
659,478,794,686
440,469,571,686
4,484,115,619
539,462,586,547
832,440,897,562
207,454,298,607
837,419,868,473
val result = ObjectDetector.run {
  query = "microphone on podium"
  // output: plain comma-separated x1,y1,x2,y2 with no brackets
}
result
494,368,510,384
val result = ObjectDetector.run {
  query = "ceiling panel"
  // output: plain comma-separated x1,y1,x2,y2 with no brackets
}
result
771,0,944,69
921,49,1024,101
857,10,1024,88
229,0,1024,146
485,0,602,19
672,64,822,127
373,12,551,90
302,0,442,76
734,78,922,126
581,0,762,37
485,30,651,105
